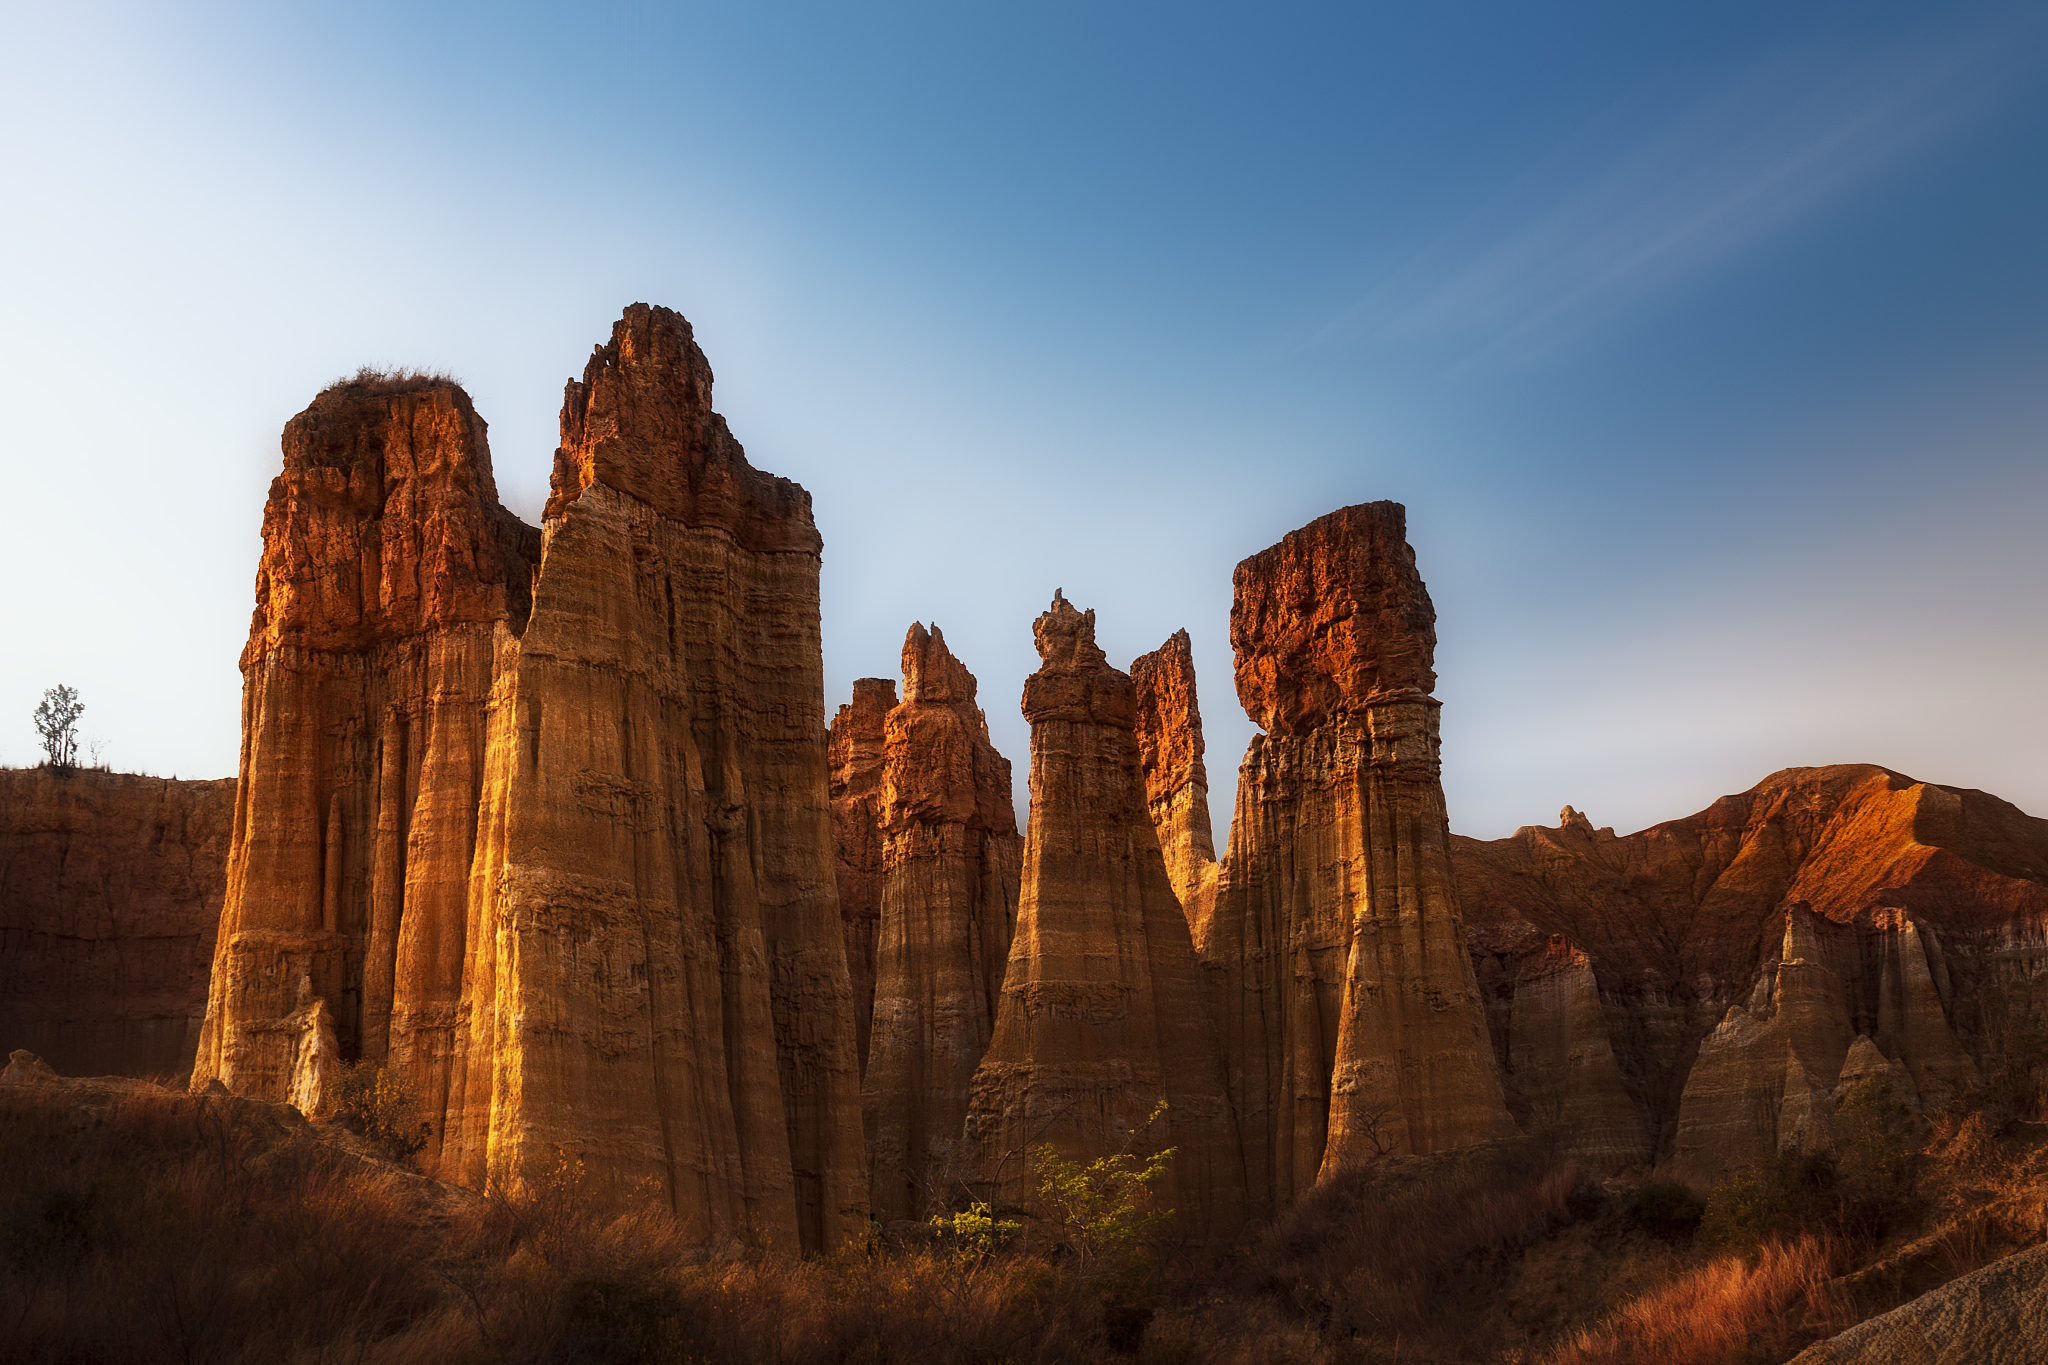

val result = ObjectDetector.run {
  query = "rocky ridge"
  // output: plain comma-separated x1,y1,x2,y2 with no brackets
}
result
1455,764,2048,1181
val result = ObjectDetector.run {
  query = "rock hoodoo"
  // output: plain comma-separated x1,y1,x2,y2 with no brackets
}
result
858,624,1022,1221
192,305,866,1252
829,676,896,1071
1191,503,1516,1217
191,369,539,1117
1,769,235,1077
966,593,1246,1240
1130,629,1218,928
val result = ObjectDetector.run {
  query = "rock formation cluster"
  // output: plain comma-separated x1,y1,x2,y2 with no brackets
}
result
191,305,863,1251
0,769,234,1076
12,303,2042,1261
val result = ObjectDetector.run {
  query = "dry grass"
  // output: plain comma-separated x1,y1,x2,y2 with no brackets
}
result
319,365,461,399
1253,1147,1591,1356
1543,1237,1845,1365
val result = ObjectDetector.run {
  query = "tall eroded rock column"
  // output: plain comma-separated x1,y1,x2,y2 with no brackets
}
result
447,305,865,1252
1201,503,1515,1214
1131,629,1219,931
967,593,1246,1240
193,376,538,1122
830,677,897,1071
862,624,1022,1221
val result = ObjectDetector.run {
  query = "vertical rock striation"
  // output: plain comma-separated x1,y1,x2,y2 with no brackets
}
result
829,677,897,1071
967,593,1245,1241
194,306,866,1253
0,769,235,1077
1198,503,1515,1217
447,304,864,1251
192,372,539,1116
861,624,1022,1221
1130,629,1218,930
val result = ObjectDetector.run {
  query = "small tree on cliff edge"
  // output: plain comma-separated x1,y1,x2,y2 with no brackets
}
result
33,685,83,772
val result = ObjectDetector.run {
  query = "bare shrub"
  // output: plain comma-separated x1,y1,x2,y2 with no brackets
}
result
1255,1147,1589,1352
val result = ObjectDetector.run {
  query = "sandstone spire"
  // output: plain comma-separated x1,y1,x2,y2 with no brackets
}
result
861,624,1022,1221
196,307,866,1254
447,304,865,1251
191,372,539,1122
1130,629,1219,930
1201,503,1516,1214
966,593,1246,1240
829,677,897,1070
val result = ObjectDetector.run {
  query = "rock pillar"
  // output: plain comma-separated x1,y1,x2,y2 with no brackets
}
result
967,593,1246,1241
1200,503,1516,1216
861,624,1022,1221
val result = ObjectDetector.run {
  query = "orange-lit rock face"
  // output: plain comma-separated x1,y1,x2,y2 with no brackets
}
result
0,769,235,1077
1453,764,2048,1182
196,307,866,1253
450,304,864,1252
1229,501,1436,734
1195,504,1515,1218
1131,629,1217,926
830,676,897,1071
860,624,1021,1222
193,377,539,1123
967,594,1246,1243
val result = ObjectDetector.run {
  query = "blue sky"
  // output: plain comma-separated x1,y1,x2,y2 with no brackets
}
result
3,0,2043,837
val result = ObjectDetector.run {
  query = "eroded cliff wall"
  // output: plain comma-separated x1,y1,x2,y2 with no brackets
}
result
967,593,1246,1240
0,769,234,1076
860,624,1021,1221
1454,765,2048,1181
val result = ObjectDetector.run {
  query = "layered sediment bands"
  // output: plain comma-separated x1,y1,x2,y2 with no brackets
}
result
1463,911,1652,1170
862,624,1022,1221
967,594,1245,1240
1452,765,2048,1180
1131,630,1218,928
196,306,864,1253
192,375,539,1117
829,677,896,1070
448,305,864,1253
0,769,234,1076
1198,503,1514,1216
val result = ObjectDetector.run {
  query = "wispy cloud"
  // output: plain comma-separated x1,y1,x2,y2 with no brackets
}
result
1315,5,2046,368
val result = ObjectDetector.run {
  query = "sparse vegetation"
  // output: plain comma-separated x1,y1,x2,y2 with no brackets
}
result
334,1060,432,1164
320,365,461,399
32,684,82,771
3,1074,2043,1364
